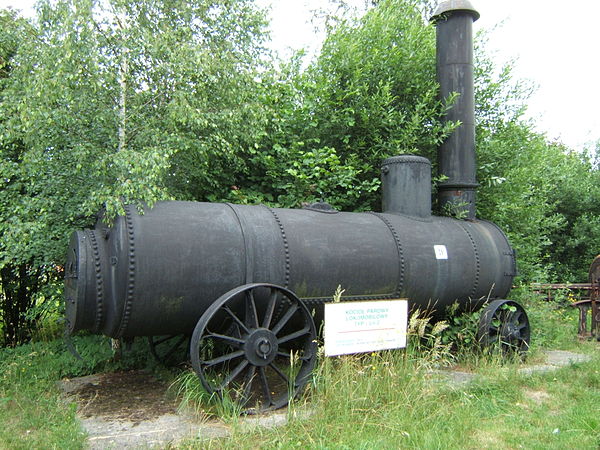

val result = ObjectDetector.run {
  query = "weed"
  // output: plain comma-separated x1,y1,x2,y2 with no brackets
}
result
170,370,244,421
406,308,453,369
440,302,480,355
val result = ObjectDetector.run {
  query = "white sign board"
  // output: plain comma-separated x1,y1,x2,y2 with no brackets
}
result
324,299,408,357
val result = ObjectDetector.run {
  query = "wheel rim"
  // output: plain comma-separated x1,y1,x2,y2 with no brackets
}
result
589,255,600,284
477,299,530,354
148,335,190,366
190,283,317,413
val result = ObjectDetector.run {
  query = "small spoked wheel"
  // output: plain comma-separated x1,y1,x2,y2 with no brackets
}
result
190,283,317,413
148,335,190,367
477,299,530,355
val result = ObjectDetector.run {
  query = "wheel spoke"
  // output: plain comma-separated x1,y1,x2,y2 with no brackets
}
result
219,359,249,391
223,306,250,334
302,342,317,360
153,335,175,345
478,300,530,356
245,290,259,329
162,335,187,359
271,303,299,335
190,283,317,412
269,362,290,385
259,366,273,407
262,290,278,328
203,349,245,367
277,326,310,345
205,332,244,347
148,335,190,366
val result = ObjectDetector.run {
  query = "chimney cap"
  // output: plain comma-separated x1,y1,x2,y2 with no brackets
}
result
431,0,480,23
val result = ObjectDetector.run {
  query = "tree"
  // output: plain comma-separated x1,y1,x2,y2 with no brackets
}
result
0,0,270,345
0,9,44,346
233,0,455,211
473,34,600,282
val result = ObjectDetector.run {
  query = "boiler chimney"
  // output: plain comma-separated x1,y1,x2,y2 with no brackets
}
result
431,1,479,219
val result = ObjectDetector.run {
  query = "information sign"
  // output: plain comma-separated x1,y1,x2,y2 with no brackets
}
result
324,299,408,357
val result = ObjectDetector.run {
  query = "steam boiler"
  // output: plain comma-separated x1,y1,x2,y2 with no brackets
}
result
64,1,531,412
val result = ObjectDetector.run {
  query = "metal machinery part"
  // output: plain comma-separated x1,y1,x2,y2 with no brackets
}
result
64,200,516,339
431,0,479,218
588,255,600,337
189,284,317,413
147,335,190,367
63,1,530,410
535,255,600,339
477,299,531,354
570,255,600,339
381,155,431,219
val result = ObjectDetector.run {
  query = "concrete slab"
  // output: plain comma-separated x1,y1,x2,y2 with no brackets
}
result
432,370,476,386
437,350,592,385
61,371,300,448
83,414,223,449
544,350,591,366
518,350,592,375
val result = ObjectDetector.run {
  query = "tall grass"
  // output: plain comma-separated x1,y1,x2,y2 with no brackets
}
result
0,288,597,449
183,347,599,449
0,332,152,449
178,294,599,449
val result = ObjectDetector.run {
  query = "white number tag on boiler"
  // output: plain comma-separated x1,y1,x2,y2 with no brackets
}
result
434,245,448,260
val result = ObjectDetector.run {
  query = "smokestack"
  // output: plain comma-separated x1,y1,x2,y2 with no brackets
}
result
431,1,479,219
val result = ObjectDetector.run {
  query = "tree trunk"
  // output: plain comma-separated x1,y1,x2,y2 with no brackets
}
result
0,263,40,346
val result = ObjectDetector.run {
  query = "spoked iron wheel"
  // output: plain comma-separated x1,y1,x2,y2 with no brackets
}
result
477,299,530,355
148,335,190,367
190,283,317,414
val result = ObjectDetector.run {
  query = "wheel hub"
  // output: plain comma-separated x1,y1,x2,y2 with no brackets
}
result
245,328,279,366
502,321,520,342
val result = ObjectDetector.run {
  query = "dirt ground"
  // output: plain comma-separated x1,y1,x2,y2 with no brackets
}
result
59,370,291,448
62,370,179,424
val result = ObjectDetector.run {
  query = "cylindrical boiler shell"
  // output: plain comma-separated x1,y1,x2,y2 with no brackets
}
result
65,201,515,338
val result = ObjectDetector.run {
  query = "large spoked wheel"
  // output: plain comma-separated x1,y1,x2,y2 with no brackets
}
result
190,283,317,414
477,299,530,355
148,335,190,367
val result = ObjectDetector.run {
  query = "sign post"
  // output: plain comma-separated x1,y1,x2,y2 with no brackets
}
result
324,299,408,357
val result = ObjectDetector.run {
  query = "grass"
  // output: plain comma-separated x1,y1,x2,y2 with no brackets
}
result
0,334,153,449
176,348,600,449
0,338,88,449
177,290,600,449
0,289,598,449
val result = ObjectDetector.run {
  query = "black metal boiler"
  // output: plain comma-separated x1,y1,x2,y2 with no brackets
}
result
64,0,531,412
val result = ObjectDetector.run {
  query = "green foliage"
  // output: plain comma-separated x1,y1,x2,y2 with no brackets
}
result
0,333,159,448
473,32,600,282
0,294,594,449
511,287,580,351
235,0,455,211
181,333,600,449
0,0,270,344
440,303,480,353
2,0,600,346
171,369,246,420
476,119,600,282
